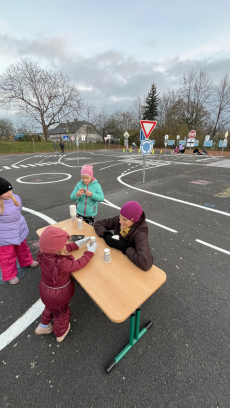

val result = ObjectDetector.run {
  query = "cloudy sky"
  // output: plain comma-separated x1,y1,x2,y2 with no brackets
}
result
1,0,230,119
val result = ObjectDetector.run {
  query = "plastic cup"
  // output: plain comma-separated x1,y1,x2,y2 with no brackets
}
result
71,215,76,223
77,218,84,229
69,205,76,216
103,248,112,263
90,236,96,246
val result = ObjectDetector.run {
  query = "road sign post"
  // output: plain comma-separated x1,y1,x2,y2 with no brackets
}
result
124,131,130,159
187,130,196,163
107,135,111,155
164,135,168,155
219,140,227,156
140,139,153,183
75,135,79,165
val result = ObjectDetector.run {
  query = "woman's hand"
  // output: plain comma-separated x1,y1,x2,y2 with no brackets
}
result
104,235,131,254
76,189,85,197
85,190,92,197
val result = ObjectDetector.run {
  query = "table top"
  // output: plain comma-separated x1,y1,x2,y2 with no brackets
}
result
36,219,166,323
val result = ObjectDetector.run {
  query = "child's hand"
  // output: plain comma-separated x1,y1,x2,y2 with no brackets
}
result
87,242,98,254
76,189,85,197
85,190,92,197
76,237,90,247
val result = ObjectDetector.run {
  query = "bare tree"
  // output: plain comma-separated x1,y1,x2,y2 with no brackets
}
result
0,118,15,140
211,75,230,138
130,96,145,129
93,107,116,138
0,59,83,140
179,69,213,131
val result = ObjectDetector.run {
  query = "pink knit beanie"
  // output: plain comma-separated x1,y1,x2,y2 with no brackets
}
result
39,226,70,253
81,164,94,178
120,201,143,222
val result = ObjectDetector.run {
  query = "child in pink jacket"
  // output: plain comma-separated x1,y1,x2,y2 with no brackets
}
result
0,177,38,284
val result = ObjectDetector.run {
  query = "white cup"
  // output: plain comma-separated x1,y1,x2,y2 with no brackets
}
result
69,205,76,216
77,218,84,229
71,215,76,223
103,248,112,263
90,236,96,246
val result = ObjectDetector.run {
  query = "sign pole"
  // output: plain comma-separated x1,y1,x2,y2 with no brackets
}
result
76,138,79,165
142,154,146,184
32,137,35,153
221,145,224,156
109,138,110,155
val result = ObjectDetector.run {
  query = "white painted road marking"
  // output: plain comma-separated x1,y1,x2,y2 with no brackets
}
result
196,240,230,255
0,299,45,351
117,169,230,217
17,173,72,184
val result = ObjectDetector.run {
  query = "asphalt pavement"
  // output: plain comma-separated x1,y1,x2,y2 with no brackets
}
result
0,149,229,408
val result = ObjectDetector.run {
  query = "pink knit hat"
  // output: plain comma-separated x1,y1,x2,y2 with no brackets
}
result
120,201,143,222
39,226,70,253
81,165,95,180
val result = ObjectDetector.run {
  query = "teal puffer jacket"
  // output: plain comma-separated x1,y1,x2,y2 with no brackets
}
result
70,179,104,218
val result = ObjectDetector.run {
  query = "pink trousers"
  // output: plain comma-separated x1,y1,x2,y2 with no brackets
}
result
0,239,34,281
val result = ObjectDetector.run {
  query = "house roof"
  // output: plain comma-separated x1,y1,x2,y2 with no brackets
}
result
49,120,93,135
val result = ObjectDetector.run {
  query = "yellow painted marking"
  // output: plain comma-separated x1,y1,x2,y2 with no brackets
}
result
215,187,230,197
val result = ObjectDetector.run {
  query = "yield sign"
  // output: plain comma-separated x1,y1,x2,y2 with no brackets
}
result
140,120,157,138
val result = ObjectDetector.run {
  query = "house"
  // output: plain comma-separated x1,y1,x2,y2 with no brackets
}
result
49,119,102,142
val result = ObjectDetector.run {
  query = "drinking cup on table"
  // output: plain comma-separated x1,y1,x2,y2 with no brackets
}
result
103,248,112,263
77,218,84,229
90,236,96,246
69,205,76,222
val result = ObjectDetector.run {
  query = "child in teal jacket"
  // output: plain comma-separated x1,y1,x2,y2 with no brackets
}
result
70,164,104,226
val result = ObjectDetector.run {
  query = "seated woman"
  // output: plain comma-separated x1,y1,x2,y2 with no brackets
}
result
193,148,202,155
94,201,153,271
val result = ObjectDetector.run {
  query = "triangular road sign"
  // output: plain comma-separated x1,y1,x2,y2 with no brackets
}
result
140,120,157,138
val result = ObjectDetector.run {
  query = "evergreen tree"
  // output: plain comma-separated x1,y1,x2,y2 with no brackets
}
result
142,83,159,120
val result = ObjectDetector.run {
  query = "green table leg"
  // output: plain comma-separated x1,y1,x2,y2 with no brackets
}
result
105,307,153,373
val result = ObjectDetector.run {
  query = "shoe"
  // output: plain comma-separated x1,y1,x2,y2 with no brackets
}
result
30,261,38,268
35,323,53,335
56,323,71,343
9,277,19,285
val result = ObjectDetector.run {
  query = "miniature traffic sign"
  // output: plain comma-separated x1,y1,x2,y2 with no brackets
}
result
81,135,86,141
205,135,210,141
63,135,69,141
188,130,196,138
140,129,146,141
204,140,213,147
165,135,169,140
177,135,180,139
140,139,153,154
123,131,130,138
219,140,228,147
187,138,195,147
107,135,111,140
140,120,157,138
71,136,75,141
225,131,228,138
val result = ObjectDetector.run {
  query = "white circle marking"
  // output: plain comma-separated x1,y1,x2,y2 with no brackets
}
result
16,173,72,184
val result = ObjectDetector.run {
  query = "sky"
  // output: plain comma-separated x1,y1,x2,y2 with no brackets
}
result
0,0,230,123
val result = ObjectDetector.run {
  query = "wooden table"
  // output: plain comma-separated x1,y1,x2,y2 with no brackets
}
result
37,218,166,373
